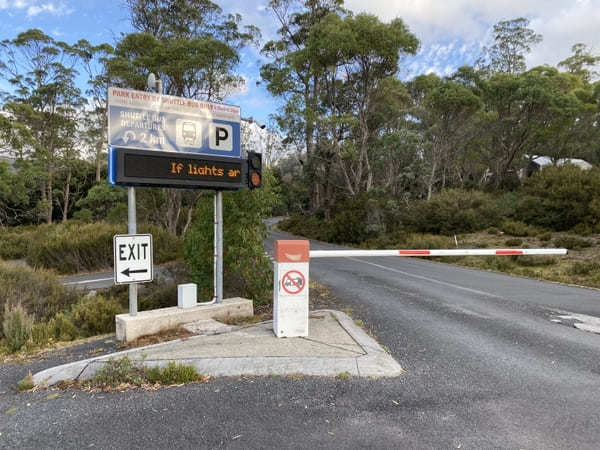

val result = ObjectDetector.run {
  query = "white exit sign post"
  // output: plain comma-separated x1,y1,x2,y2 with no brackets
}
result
113,234,153,284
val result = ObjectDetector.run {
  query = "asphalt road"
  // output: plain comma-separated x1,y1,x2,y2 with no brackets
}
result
3,226,600,449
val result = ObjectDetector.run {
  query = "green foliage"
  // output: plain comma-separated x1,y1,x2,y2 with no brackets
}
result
516,166,600,231
91,357,203,389
501,220,535,237
75,181,126,221
47,313,78,341
504,238,523,246
405,189,501,235
71,295,124,337
538,232,552,241
72,209,94,223
185,185,276,307
91,357,147,389
569,261,600,276
23,221,182,274
17,373,34,391
2,303,34,352
0,263,80,324
145,362,202,385
553,236,592,250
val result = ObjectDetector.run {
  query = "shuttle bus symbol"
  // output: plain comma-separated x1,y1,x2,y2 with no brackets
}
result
182,122,196,145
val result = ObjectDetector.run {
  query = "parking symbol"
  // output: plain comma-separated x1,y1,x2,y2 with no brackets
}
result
209,123,233,151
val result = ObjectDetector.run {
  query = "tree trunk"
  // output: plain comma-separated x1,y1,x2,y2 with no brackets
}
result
46,167,53,224
95,140,103,183
62,167,71,222
165,188,182,235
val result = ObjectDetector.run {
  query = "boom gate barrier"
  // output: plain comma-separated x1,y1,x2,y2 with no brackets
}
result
272,240,567,338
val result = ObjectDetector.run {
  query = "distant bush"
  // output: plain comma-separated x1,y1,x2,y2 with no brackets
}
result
71,295,124,337
538,232,552,242
569,261,600,275
502,220,535,237
2,303,33,352
516,166,600,231
24,221,182,274
404,189,501,235
504,238,523,247
0,226,41,260
553,236,592,250
0,263,80,325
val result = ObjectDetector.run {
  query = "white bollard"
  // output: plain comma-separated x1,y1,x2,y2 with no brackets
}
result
273,240,310,338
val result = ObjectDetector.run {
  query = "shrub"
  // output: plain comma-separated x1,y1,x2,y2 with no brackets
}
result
405,189,501,235
0,263,80,325
2,303,33,353
538,232,552,242
553,236,592,250
72,208,93,223
502,220,533,237
504,238,523,247
185,174,279,308
71,295,124,337
569,261,600,275
516,166,600,231
91,357,147,389
24,221,182,274
48,313,78,341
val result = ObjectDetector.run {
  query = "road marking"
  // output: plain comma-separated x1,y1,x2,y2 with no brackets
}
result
347,258,503,299
63,277,114,286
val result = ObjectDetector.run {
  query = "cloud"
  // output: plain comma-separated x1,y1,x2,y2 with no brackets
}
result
0,0,71,16
343,0,600,72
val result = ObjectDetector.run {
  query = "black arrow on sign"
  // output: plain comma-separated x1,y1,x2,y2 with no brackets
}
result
121,268,148,277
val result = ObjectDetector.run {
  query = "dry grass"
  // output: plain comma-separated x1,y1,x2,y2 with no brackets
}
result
122,327,195,349
440,231,600,289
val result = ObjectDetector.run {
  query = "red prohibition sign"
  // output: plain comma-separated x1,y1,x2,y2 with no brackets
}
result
281,270,306,295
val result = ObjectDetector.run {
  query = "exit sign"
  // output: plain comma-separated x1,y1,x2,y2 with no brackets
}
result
113,234,153,284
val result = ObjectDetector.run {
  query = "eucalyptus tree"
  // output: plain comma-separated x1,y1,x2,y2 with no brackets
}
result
479,17,542,75
0,29,84,223
558,43,600,83
74,40,114,183
261,0,346,212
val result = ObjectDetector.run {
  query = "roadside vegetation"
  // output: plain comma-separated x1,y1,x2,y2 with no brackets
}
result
279,166,600,288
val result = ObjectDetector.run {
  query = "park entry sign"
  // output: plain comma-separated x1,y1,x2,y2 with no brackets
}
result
107,87,244,190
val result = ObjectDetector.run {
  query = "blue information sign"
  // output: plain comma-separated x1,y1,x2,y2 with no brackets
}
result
107,87,241,158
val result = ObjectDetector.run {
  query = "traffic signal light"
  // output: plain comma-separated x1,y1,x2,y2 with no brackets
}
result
247,151,262,189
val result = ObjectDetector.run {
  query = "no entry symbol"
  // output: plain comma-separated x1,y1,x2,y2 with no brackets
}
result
281,270,306,295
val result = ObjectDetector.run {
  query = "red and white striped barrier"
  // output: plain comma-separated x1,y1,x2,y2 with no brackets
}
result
309,248,567,258
273,240,566,338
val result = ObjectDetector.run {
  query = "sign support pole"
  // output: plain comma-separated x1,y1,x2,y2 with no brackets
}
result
215,190,223,303
128,186,138,316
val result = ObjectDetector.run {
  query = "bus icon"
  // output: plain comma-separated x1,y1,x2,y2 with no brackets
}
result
176,119,201,147
182,122,196,144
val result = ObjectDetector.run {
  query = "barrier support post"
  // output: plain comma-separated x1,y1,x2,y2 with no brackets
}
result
273,240,310,338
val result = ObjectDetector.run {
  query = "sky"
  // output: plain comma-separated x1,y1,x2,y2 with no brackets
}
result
1,0,599,124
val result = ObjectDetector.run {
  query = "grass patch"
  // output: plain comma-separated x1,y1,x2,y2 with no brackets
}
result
88,357,206,390
336,372,351,380
17,372,34,391
217,314,265,326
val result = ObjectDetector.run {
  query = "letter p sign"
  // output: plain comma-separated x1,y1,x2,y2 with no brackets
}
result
210,124,233,151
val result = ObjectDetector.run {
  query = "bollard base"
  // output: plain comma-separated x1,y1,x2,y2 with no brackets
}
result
115,297,253,342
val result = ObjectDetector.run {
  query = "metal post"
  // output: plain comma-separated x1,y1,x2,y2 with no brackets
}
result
216,190,223,303
128,186,138,316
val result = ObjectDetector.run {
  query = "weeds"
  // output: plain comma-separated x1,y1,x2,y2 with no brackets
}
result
89,357,206,390
2,304,33,353
17,372,34,391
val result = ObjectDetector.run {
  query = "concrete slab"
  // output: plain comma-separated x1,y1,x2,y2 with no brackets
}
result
115,297,253,342
33,310,403,386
